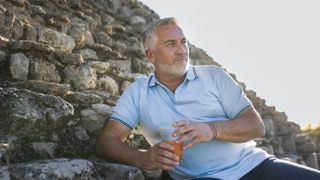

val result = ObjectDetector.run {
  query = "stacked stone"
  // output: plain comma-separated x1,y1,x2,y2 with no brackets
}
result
245,89,319,169
0,0,318,179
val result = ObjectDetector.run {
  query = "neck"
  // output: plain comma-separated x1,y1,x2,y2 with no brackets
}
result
155,72,186,93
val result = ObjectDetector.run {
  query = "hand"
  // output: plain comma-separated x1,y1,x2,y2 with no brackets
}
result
173,120,214,149
141,142,180,171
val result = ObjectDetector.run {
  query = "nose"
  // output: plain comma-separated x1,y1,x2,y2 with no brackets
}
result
176,42,187,55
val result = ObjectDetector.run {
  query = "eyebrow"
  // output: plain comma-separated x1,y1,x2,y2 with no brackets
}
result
163,38,187,45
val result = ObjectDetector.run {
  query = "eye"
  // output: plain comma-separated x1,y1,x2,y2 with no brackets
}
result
181,39,187,45
165,41,175,47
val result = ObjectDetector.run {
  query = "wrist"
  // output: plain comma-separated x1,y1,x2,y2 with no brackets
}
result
134,150,147,169
208,122,218,140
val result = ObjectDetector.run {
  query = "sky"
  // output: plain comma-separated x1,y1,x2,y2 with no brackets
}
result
139,0,320,128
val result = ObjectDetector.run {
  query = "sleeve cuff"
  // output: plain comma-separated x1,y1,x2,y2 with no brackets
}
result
234,105,253,118
110,117,134,131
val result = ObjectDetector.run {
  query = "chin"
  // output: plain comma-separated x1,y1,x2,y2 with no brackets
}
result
172,63,189,77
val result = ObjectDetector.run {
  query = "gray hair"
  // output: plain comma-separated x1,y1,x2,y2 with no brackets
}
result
143,17,179,51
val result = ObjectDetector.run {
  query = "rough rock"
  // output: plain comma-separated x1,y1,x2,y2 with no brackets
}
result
76,48,98,61
37,28,76,52
0,35,9,47
84,61,110,74
0,158,162,180
65,91,104,105
0,50,6,62
97,75,119,95
10,80,70,97
80,108,107,134
263,118,275,136
63,65,97,90
0,87,74,133
9,53,29,80
68,25,95,47
29,59,61,83
0,0,318,178
9,40,55,53
304,153,319,170
0,5,24,39
56,51,84,65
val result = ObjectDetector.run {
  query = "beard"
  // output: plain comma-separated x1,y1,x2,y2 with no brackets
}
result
156,58,190,78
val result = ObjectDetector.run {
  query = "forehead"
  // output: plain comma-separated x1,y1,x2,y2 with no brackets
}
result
155,24,186,42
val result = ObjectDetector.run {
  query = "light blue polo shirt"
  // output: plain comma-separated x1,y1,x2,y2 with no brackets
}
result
111,65,271,179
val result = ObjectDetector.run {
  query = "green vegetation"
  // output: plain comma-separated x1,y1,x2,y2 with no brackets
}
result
303,123,320,141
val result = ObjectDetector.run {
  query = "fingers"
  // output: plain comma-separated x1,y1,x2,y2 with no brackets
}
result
173,120,190,127
175,129,196,144
152,143,180,170
156,153,179,170
173,121,194,136
183,136,200,149
173,121,214,149
158,142,180,161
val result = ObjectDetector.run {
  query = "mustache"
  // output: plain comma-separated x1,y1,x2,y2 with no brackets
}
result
174,55,188,61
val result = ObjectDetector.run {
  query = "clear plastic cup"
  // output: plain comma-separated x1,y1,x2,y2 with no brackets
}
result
159,127,183,161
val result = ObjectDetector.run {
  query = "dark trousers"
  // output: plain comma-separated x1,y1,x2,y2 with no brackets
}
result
239,157,320,180
179,157,320,180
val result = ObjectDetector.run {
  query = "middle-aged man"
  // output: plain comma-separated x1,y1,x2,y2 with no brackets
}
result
96,17,320,179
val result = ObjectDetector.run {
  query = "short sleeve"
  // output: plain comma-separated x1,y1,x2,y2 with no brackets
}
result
214,68,253,119
111,81,140,130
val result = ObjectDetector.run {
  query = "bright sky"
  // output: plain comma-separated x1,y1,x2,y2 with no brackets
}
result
139,0,320,128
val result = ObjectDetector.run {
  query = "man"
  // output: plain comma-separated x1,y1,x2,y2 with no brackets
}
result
96,17,320,179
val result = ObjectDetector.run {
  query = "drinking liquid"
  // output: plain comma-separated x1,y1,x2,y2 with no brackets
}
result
167,141,183,161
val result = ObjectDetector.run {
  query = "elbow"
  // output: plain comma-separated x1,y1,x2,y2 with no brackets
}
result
255,120,266,138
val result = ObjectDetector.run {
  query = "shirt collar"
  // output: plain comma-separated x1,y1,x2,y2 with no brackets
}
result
148,66,198,87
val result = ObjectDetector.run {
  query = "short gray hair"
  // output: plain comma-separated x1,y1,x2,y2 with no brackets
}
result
143,17,179,51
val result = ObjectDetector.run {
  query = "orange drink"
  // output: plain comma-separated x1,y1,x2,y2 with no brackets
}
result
159,127,183,161
167,141,183,160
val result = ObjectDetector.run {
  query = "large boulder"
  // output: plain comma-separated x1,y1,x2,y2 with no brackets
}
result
0,87,74,162
0,158,162,180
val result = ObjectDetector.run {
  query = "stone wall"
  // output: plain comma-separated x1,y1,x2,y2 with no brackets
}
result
0,0,318,179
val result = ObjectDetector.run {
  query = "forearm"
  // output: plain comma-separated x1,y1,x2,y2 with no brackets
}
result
96,131,146,169
210,107,265,143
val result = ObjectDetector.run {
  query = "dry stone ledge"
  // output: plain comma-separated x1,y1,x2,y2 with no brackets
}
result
10,80,71,97
9,40,55,53
56,51,84,65
65,91,104,105
0,158,162,180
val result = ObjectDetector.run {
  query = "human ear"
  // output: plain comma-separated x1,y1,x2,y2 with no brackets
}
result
145,49,156,64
